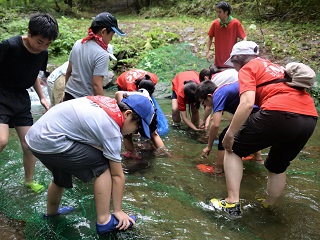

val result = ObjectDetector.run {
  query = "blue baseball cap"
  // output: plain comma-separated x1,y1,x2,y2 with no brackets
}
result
91,12,126,37
122,95,155,138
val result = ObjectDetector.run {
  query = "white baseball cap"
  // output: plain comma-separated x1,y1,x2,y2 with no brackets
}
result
224,41,259,67
107,44,117,61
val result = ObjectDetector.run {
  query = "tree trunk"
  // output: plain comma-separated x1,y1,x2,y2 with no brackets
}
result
133,0,141,14
64,0,72,8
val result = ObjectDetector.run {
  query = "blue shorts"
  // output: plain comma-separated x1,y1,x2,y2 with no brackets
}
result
32,142,110,188
231,110,317,173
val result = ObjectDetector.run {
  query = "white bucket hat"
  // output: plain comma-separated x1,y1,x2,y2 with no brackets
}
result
224,41,259,67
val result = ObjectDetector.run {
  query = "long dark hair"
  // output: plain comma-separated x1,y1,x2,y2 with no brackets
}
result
184,80,200,116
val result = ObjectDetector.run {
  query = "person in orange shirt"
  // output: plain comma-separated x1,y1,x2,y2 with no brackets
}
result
206,1,247,68
116,68,158,91
210,41,318,216
171,70,203,131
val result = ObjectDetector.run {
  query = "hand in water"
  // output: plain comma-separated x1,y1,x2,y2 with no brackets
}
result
202,146,212,158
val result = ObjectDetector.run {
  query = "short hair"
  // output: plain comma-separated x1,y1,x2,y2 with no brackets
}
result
195,81,217,101
138,79,155,96
28,13,59,41
118,98,140,123
199,68,211,82
90,26,113,35
216,1,232,15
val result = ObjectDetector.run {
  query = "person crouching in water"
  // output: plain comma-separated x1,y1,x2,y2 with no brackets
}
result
115,79,169,159
171,70,204,131
210,41,317,216
25,94,155,235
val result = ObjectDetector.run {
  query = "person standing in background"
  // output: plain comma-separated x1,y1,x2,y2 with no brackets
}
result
64,12,125,101
206,1,247,68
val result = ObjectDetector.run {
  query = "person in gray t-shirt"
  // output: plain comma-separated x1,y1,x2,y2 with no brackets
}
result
64,12,126,100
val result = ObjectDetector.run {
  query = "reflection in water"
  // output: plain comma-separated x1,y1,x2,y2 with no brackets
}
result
0,96,319,239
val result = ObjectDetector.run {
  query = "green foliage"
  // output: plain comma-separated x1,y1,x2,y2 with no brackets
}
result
137,43,209,82
49,16,87,56
309,74,320,111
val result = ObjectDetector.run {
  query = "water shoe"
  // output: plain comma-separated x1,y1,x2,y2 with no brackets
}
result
23,180,44,193
96,214,136,235
42,206,74,219
210,198,241,216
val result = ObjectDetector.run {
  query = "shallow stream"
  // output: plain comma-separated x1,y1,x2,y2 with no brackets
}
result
0,93,319,239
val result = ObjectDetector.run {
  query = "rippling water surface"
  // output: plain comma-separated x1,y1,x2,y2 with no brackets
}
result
0,93,319,239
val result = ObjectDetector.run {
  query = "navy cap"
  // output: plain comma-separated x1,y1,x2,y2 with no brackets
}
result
91,12,126,36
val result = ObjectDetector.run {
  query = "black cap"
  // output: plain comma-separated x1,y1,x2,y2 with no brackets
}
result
90,12,126,36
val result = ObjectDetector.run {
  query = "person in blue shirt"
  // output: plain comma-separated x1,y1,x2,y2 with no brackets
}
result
195,80,263,175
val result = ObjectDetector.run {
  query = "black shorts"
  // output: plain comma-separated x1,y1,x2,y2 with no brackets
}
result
63,92,75,102
232,110,317,173
171,91,177,100
32,142,110,188
0,88,33,127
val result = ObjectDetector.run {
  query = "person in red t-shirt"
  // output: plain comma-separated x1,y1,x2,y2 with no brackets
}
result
171,70,204,131
116,68,158,91
210,41,318,216
206,2,247,68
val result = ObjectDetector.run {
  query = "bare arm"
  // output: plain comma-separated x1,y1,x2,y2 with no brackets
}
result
115,91,125,103
199,106,212,129
65,61,72,84
151,131,165,149
222,90,255,152
181,111,200,131
206,36,214,62
109,161,135,229
202,111,222,157
109,161,125,213
33,77,49,111
92,75,104,96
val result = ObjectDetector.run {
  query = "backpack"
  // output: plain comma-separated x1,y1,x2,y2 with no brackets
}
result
257,62,316,89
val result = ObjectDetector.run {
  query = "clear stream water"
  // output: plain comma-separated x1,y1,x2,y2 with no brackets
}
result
0,91,319,239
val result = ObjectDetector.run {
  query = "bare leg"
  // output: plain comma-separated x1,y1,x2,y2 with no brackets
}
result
264,172,286,205
0,124,9,152
214,150,225,174
15,126,36,183
95,168,112,225
171,99,181,124
224,151,243,203
254,150,264,164
190,105,199,126
47,181,64,215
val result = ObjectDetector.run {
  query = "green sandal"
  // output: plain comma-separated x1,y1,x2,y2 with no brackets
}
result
23,180,45,193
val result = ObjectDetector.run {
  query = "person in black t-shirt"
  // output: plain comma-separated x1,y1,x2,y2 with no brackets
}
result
0,13,59,193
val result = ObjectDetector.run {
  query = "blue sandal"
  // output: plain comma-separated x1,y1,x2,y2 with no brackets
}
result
96,214,136,235
42,206,74,219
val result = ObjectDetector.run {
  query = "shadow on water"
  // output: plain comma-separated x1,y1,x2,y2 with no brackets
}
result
0,92,319,239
